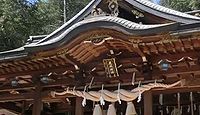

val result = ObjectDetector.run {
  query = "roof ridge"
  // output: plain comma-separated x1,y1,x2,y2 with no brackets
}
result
125,0,200,24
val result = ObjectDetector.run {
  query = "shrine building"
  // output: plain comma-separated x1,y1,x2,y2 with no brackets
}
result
1,0,200,115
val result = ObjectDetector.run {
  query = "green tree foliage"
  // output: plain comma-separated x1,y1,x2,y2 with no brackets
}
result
64,0,90,21
34,0,63,34
0,0,90,51
160,0,200,12
0,0,33,51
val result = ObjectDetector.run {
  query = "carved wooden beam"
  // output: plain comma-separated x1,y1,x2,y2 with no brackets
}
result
0,64,74,78
0,93,34,102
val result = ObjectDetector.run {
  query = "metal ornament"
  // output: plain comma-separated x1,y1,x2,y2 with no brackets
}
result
158,59,171,71
11,79,18,87
40,76,50,84
91,6,105,16
131,9,144,18
103,58,119,78
107,0,119,16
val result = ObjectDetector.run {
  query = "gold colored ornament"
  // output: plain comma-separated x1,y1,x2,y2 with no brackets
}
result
131,9,144,18
103,58,119,78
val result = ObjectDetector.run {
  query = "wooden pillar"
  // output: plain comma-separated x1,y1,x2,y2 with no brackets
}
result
190,92,194,115
144,90,153,115
32,81,42,115
21,101,26,115
75,97,84,115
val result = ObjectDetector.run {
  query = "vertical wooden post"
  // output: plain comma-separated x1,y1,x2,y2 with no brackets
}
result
21,101,26,115
32,81,42,115
75,97,84,115
177,93,181,112
144,90,153,115
190,92,194,115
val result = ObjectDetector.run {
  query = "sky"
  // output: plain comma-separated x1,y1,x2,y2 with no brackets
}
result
26,0,38,4
153,0,160,4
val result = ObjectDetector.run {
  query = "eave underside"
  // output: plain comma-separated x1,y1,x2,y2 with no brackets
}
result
0,29,200,94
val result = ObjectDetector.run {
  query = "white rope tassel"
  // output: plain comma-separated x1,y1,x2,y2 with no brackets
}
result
137,81,142,103
180,106,183,114
82,97,86,107
159,94,163,105
117,83,122,104
187,105,190,113
166,106,169,114
194,104,197,111
132,72,136,86
93,104,103,115
100,84,105,105
107,103,117,115
82,85,87,107
137,90,142,103
125,102,137,115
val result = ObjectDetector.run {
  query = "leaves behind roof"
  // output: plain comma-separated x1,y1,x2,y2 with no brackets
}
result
0,0,90,51
160,0,200,12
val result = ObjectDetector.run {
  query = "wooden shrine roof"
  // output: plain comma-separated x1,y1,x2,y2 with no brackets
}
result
1,0,200,106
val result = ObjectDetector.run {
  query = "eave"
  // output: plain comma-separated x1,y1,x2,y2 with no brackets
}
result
125,0,200,24
24,16,180,52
